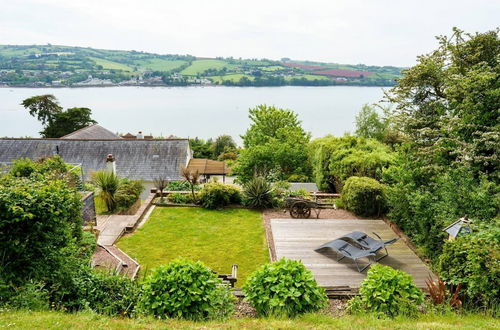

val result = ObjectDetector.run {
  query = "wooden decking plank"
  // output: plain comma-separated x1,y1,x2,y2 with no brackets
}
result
270,218,434,293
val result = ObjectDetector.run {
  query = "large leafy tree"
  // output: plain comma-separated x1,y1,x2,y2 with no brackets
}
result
212,135,237,159
383,28,500,258
386,28,499,175
22,95,97,138
236,105,311,182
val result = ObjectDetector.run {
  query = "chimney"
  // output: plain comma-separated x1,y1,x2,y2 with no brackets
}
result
106,154,116,174
137,131,144,139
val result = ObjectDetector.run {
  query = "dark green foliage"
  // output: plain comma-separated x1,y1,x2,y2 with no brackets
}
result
63,267,141,316
437,224,499,308
213,135,237,159
242,177,274,209
341,176,386,217
41,107,97,138
139,259,234,320
243,258,327,317
348,264,424,317
169,192,193,204
309,136,393,192
115,179,144,211
235,105,311,182
0,174,82,285
6,281,49,311
9,157,37,177
189,137,214,159
198,182,241,209
21,95,96,138
384,162,498,258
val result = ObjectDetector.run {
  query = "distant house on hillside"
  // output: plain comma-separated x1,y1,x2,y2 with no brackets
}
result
0,125,192,183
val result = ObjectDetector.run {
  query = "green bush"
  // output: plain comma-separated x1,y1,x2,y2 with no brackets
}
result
169,192,189,204
115,179,143,211
341,176,386,217
9,157,37,177
437,224,499,308
167,181,200,191
309,136,393,192
198,182,241,209
0,175,82,285
348,264,424,317
139,259,234,320
243,258,327,317
7,281,49,311
243,177,274,209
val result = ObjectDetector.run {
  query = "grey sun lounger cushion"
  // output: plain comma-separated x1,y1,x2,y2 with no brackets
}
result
315,239,375,272
340,231,399,261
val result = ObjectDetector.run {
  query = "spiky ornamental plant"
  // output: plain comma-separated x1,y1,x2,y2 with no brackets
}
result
181,167,200,202
243,176,274,209
92,170,120,212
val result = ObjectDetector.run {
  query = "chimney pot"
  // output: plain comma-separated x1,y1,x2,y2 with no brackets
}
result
137,131,144,139
106,154,116,173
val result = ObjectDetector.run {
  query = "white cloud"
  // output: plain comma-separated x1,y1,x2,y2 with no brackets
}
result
0,0,498,66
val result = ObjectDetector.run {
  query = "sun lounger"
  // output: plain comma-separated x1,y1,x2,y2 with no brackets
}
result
340,231,399,261
315,239,375,272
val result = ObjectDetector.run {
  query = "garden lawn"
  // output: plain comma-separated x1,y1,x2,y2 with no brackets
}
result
1,310,498,329
116,207,269,285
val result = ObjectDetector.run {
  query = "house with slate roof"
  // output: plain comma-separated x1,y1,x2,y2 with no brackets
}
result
0,125,192,182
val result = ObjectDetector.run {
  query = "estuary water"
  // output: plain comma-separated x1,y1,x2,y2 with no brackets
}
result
0,86,385,143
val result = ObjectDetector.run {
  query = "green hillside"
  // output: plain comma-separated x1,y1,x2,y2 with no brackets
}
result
0,45,402,87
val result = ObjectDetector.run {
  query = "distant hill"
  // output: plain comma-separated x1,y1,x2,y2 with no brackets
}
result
0,45,403,87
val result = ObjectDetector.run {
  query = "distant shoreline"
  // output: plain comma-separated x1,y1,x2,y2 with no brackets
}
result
0,83,393,89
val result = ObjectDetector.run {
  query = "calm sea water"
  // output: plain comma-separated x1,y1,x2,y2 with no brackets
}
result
0,86,385,143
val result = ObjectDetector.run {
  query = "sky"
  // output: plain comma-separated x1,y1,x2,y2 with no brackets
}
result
0,0,499,67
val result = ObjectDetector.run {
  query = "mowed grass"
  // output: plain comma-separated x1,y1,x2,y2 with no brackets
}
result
210,74,254,83
1,310,498,329
90,57,133,71
133,58,186,71
181,59,235,75
117,207,269,285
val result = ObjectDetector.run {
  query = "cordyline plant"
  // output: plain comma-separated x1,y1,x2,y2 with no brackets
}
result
181,167,200,202
153,173,169,203
92,170,120,212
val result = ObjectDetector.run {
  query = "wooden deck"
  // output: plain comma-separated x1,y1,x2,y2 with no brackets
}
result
270,219,434,294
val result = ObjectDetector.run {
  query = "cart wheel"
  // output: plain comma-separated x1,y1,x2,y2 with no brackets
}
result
290,201,312,219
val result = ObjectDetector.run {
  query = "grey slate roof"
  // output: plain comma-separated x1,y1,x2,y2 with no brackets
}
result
0,138,191,181
61,124,122,139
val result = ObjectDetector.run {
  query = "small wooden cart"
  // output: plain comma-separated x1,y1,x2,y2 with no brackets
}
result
284,197,334,219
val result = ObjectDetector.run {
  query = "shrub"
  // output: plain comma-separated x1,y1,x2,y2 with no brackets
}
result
198,182,241,209
115,178,143,211
9,157,37,177
341,176,386,217
309,136,393,192
243,258,327,317
167,180,195,191
169,192,189,204
288,188,310,199
7,281,49,311
0,175,82,285
139,259,234,320
348,264,424,317
243,177,274,209
437,224,499,308
91,170,120,212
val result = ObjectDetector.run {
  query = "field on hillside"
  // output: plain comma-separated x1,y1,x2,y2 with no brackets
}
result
181,59,236,75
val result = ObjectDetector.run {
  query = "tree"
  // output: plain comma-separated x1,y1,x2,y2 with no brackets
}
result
21,94,62,126
181,167,200,202
189,138,213,159
22,95,97,138
235,105,311,182
41,107,97,138
242,104,309,148
212,135,236,159
355,104,387,141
